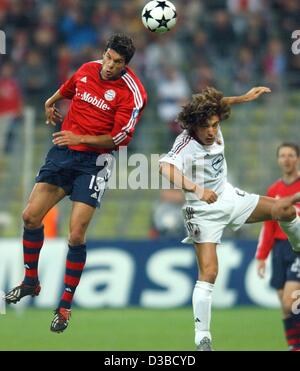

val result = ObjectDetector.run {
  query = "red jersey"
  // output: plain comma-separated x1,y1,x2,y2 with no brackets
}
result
256,177,300,259
0,77,23,116
59,61,147,154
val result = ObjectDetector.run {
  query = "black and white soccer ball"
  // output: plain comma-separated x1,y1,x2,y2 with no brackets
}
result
142,0,177,33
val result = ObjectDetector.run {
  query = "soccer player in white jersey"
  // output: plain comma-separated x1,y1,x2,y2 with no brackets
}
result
159,86,300,351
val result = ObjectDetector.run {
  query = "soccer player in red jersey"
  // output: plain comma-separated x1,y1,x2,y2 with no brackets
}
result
256,143,300,351
4,34,147,333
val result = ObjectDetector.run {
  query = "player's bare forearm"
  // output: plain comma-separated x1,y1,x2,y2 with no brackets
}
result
52,131,116,149
159,162,218,203
45,90,64,126
159,162,197,192
222,86,271,105
80,134,116,149
45,90,64,107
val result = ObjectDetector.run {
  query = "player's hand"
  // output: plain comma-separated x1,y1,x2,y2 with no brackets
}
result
45,104,63,126
52,131,82,146
197,187,218,204
242,87,271,102
257,259,266,278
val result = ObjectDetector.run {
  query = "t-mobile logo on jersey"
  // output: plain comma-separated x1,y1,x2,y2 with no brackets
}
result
0,30,6,54
81,92,111,111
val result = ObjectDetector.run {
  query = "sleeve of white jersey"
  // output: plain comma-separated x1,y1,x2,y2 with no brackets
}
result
159,135,193,172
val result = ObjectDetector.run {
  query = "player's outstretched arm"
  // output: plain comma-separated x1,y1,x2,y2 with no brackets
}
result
159,162,218,204
222,86,271,105
45,90,64,126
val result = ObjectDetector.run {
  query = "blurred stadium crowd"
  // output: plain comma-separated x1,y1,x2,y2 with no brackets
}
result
0,0,300,238
1,0,300,117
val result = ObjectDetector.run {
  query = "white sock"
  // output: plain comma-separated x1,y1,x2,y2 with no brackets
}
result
192,280,214,345
279,215,300,252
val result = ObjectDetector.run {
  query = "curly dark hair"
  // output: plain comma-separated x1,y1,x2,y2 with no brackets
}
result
105,33,136,64
177,87,231,135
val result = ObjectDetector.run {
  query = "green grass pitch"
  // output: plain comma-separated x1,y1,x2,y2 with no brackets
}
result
0,307,286,351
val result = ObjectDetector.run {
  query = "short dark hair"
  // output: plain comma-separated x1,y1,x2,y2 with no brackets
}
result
177,87,231,135
277,142,300,157
105,33,135,65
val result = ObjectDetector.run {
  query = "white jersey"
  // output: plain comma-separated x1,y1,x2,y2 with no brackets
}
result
160,129,227,203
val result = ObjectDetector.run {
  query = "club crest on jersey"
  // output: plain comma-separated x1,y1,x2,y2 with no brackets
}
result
104,89,116,101
212,154,224,171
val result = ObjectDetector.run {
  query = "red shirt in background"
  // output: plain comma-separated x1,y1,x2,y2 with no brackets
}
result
256,178,300,260
0,77,23,116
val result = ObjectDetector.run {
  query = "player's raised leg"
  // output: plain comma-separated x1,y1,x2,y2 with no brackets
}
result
50,201,95,333
5,183,66,304
193,242,217,351
246,194,300,252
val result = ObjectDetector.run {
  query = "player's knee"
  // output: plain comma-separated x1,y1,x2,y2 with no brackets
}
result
200,267,218,284
69,228,86,246
22,209,41,229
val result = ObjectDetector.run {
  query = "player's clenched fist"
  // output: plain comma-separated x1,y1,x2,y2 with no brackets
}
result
194,186,218,204
201,189,218,204
45,104,63,126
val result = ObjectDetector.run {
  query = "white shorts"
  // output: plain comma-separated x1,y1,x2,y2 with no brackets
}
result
182,182,260,244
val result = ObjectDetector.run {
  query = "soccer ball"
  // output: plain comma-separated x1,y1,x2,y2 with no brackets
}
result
141,0,177,33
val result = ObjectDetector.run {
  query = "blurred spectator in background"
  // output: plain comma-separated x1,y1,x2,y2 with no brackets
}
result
10,30,29,66
209,10,237,59
233,47,258,93
263,39,286,90
241,15,268,57
59,6,97,54
187,31,213,68
276,0,300,40
19,50,50,105
227,0,264,14
155,64,190,145
145,34,184,81
0,61,23,155
150,189,185,239
0,0,9,12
